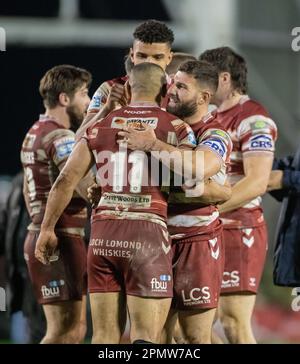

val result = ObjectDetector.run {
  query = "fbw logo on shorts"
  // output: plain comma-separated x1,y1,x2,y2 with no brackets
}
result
291,287,300,312
150,275,171,292
0,287,6,311
41,280,65,299
0,27,6,51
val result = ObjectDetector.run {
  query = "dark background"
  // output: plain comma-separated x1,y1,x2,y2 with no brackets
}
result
0,0,170,175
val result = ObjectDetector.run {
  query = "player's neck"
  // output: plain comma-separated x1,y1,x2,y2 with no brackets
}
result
44,107,71,129
184,105,208,125
130,94,159,106
217,93,244,112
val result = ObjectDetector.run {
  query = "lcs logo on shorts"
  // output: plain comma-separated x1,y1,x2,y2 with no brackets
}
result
41,280,65,299
150,275,171,292
181,287,211,306
202,138,226,157
222,271,240,288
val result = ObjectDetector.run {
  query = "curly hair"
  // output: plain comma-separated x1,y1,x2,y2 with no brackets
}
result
199,47,248,94
133,19,174,46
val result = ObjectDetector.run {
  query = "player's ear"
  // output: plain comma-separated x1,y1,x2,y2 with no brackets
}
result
58,92,69,106
130,47,134,62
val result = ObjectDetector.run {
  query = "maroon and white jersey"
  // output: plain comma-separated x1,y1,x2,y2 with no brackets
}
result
21,115,87,235
87,76,128,114
87,75,171,114
83,103,197,226
216,95,278,228
167,112,232,240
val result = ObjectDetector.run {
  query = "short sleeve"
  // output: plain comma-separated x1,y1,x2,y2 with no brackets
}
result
236,115,277,156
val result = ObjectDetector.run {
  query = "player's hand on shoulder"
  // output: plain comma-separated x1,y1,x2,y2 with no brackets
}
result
117,124,157,151
106,83,128,111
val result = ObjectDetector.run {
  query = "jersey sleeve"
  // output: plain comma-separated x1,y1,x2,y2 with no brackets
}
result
170,118,197,149
236,115,277,156
87,81,110,114
196,128,232,185
43,129,76,169
196,128,232,165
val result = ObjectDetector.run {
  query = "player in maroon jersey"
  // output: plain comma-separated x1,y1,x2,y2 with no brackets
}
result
200,47,278,343
34,63,197,344
76,19,175,141
119,60,233,343
21,65,94,343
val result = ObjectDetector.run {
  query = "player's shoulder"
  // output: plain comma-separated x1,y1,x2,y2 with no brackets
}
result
40,121,74,147
239,98,270,119
106,75,128,86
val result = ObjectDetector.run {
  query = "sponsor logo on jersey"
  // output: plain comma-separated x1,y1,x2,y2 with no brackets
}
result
202,138,226,157
249,277,256,287
187,131,197,146
21,151,34,164
150,276,170,292
181,287,211,306
99,193,151,208
54,137,75,158
111,117,158,129
41,279,65,299
222,270,240,288
249,134,273,150
251,120,267,130
88,93,103,111
23,134,36,149
124,109,152,115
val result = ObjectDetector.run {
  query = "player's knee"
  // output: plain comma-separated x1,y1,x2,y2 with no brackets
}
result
220,314,242,343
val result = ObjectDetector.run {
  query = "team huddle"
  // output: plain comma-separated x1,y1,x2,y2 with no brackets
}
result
20,20,277,344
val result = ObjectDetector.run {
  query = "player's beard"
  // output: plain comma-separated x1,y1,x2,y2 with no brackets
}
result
66,104,86,132
166,99,197,119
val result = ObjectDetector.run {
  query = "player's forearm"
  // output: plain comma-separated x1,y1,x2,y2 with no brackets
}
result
151,140,220,180
201,180,232,205
217,175,268,213
75,170,95,202
40,173,76,231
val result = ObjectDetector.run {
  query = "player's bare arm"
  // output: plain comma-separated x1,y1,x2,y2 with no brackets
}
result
118,125,221,181
218,155,273,213
197,179,232,204
267,170,283,191
35,140,94,264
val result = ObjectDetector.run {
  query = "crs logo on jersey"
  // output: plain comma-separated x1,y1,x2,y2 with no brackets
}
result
249,134,273,150
181,287,211,306
150,275,171,292
202,138,226,157
222,271,240,288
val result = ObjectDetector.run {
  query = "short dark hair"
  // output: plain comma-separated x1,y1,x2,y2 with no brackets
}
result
199,47,248,94
133,19,174,46
178,60,219,93
39,64,92,108
166,52,197,75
